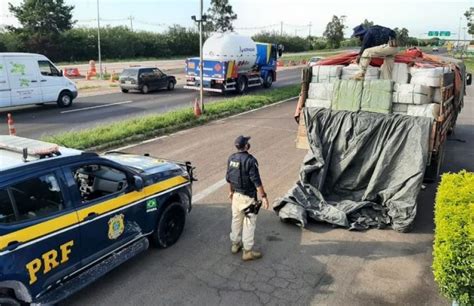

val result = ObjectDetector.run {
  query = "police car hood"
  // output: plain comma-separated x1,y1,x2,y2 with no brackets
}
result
102,152,185,175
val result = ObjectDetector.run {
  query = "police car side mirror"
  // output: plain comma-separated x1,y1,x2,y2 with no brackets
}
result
133,175,144,191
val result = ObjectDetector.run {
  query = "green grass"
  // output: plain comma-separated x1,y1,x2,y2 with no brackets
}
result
43,85,300,150
464,58,474,73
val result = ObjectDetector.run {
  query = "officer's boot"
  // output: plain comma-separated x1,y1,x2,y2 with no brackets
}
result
242,249,262,261
231,242,242,254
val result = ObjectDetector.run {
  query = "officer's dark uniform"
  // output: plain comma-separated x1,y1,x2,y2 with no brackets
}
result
226,151,262,199
226,137,262,252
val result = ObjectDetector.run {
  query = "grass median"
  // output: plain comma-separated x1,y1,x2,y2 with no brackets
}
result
43,85,300,150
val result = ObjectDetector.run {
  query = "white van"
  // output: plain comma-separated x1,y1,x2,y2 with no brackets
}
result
0,53,78,108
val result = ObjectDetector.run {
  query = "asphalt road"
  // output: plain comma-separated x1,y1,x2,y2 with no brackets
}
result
0,68,301,139
62,86,473,305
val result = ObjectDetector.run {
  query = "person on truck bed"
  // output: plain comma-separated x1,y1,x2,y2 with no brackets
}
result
352,24,398,80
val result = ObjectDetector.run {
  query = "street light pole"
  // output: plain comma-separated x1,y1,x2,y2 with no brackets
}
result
96,0,103,79
199,0,204,112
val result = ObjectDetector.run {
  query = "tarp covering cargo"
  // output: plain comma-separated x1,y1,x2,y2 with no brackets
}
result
275,107,432,232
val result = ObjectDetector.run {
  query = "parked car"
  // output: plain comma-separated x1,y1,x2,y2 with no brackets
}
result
308,56,324,67
0,135,193,305
119,67,176,94
432,46,439,52
0,53,78,109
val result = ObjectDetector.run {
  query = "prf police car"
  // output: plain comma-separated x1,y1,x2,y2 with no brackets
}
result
0,136,193,305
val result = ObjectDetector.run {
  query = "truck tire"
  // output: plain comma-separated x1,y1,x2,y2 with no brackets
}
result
141,84,150,94
236,76,248,94
263,73,273,88
57,91,73,108
167,81,175,91
150,202,186,248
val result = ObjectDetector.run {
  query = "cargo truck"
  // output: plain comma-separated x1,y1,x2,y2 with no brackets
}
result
184,33,282,93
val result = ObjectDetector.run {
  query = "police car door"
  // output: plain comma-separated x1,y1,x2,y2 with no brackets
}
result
0,170,81,298
66,161,146,266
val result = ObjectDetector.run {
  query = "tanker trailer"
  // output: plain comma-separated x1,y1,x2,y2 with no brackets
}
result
184,32,282,93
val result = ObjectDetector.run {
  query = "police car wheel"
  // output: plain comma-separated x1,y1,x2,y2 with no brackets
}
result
141,84,149,94
0,296,20,306
151,202,186,248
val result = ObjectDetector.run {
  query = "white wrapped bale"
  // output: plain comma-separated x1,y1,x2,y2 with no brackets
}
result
432,88,442,103
407,103,440,120
308,83,334,100
391,63,409,84
341,64,379,80
410,67,450,87
392,83,432,104
311,65,343,83
392,103,408,113
305,98,331,109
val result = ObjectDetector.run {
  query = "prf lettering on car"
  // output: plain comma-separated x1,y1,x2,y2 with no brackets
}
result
25,240,74,285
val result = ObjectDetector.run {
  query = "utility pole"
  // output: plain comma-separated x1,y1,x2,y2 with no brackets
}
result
308,22,312,37
280,21,283,36
128,15,134,31
96,0,102,80
457,16,462,50
191,1,206,112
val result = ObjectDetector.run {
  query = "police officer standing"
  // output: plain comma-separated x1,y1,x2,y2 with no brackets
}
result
226,135,269,261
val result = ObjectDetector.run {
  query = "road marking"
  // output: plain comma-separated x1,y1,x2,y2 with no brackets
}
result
61,100,133,114
192,179,227,204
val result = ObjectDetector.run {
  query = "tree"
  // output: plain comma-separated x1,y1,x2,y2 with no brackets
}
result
465,7,474,35
205,0,237,32
362,19,374,28
8,0,74,57
323,15,345,49
393,27,410,46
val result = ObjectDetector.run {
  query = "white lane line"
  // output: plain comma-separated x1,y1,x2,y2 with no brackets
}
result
61,100,133,114
192,178,227,204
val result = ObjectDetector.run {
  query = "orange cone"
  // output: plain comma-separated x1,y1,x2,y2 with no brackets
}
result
110,70,116,82
193,98,202,117
7,113,16,136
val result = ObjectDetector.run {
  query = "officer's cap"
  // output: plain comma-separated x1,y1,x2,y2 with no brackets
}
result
235,135,251,149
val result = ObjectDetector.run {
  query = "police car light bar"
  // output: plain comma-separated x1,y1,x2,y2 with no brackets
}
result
0,135,61,160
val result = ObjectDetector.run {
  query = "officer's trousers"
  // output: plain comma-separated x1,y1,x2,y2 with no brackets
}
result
230,192,257,251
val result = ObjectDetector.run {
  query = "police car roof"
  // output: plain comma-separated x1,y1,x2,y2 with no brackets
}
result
0,135,83,172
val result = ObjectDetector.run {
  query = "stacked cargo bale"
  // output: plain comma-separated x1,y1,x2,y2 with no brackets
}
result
341,64,380,80
306,65,343,109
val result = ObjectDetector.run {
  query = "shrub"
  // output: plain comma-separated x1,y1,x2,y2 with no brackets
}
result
433,170,474,305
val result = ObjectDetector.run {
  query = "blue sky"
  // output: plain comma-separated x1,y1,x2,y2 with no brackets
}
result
1,0,472,39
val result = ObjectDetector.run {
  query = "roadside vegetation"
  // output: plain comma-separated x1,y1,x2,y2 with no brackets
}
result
43,85,300,150
433,171,474,305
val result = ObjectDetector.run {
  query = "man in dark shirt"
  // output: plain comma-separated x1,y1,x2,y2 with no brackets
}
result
226,135,269,261
352,24,398,80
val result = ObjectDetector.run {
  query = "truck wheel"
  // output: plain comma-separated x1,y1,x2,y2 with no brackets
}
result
0,296,20,306
167,81,175,91
150,202,186,248
236,76,248,94
141,84,150,94
57,91,73,107
263,74,273,88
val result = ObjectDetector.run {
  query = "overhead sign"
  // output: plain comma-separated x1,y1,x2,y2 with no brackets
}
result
428,31,451,37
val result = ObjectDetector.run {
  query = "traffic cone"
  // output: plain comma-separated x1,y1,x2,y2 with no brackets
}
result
110,70,115,82
193,98,202,117
7,113,16,136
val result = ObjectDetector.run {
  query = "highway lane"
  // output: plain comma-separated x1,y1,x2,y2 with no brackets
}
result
0,67,302,139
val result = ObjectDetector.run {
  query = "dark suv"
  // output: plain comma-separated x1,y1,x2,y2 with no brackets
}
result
0,136,193,305
119,67,177,94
